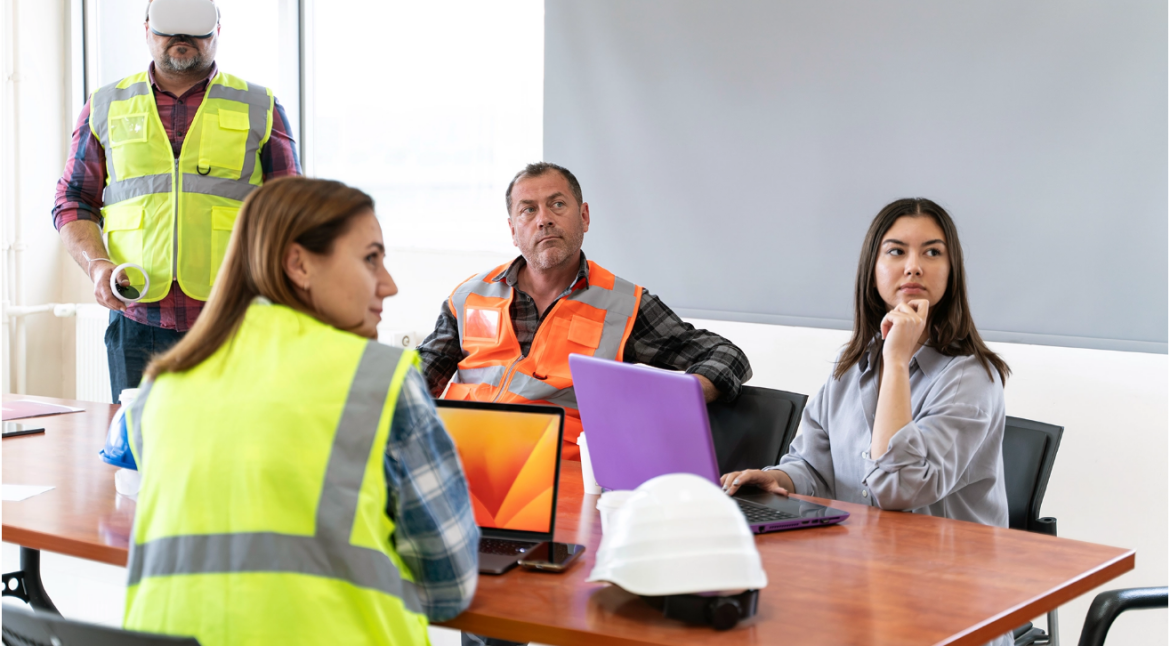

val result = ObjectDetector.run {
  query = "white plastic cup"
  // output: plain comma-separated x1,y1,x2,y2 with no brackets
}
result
577,433,602,495
114,468,142,499
113,388,142,499
596,490,636,534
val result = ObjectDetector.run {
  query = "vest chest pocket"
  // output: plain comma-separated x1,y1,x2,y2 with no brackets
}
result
199,109,250,173
110,113,149,146
103,206,145,282
464,307,502,342
567,314,604,350
109,113,155,180
210,206,240,284
534,314,604,382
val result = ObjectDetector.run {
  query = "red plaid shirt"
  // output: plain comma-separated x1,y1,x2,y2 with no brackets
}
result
53,63,301,331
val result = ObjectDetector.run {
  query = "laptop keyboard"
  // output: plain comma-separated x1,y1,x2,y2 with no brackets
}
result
479,538,537,555
736,498,798,523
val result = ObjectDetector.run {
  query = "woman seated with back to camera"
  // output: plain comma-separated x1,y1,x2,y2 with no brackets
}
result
723,197,1010,528
104,177,478,645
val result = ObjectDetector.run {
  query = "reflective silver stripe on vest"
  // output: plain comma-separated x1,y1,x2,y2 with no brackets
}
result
126,342,422,613
126,380,155,468
182,173,258,202
453,365,506,387
124,531,422,613
208,83,270,182
315,343,399,542
208,84,271,108
506,374,578,410
103,173,173,204
90,81,153,184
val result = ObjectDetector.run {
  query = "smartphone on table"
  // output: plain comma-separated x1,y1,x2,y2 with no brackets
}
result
518,542,586,573
3,422,46,439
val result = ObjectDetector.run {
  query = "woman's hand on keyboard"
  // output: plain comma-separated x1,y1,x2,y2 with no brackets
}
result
720,469,790,497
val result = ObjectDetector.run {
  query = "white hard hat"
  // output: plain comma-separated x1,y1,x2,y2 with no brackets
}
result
587,472,768,596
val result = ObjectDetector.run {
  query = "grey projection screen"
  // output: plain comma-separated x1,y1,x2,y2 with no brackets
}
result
544,0,1167,353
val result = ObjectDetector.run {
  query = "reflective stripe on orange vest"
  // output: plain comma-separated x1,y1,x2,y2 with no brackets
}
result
444,260,641,459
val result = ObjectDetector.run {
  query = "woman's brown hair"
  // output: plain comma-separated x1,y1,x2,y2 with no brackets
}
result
834,198,1010,383
144,177,374,380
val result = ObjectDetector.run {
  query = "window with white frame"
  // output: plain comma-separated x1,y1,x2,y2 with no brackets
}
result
309,0,544,254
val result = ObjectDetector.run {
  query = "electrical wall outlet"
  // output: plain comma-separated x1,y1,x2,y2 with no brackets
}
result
380,329,421,349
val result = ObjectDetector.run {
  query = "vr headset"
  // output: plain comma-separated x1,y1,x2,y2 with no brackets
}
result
146,0,219,39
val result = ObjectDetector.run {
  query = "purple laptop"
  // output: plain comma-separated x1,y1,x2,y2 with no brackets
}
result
569,354,849,534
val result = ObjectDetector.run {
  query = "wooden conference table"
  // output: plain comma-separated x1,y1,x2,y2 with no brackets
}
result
2,394,1135,645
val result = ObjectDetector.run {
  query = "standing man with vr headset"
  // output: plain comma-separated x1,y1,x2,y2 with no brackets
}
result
53,0,301,400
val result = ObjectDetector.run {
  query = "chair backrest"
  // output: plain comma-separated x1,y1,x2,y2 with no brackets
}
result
2,606,201,646
707,385,808,474
1001,416,1064,534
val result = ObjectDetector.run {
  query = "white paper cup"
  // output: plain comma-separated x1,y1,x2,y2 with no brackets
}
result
577,433,602,495
597,490,636,533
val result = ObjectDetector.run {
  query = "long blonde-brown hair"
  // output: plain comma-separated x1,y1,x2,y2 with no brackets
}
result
144,177,374,380
834,198,1009,383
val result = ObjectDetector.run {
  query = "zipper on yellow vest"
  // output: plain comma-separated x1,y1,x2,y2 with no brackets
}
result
166,73,217,283
172,158,179,275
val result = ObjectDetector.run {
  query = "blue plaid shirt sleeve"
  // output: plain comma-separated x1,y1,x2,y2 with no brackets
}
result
383,367,480,622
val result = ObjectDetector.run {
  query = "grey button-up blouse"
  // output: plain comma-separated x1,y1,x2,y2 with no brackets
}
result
768,342,1009,528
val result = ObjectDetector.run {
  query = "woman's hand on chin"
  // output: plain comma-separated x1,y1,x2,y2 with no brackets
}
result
881,298,929,367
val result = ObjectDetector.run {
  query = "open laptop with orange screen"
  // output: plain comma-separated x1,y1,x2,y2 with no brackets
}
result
434,400,565,574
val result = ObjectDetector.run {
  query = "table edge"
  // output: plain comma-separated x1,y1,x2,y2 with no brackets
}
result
2,525,129,567
940,548,1136,646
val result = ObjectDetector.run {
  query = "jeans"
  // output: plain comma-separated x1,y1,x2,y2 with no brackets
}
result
105,311,186,403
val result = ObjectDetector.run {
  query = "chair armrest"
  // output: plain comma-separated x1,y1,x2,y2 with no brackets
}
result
1077,586,1168,646
1030,516,1057,536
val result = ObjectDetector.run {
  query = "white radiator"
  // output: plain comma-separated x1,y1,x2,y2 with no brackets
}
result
76,304,111,403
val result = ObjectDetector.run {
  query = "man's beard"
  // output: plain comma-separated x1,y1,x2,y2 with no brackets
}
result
160,38,207,73
524,225,584,271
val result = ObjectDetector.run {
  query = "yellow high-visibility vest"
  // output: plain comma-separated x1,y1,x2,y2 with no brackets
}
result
123,302,430,645
89,70,274,302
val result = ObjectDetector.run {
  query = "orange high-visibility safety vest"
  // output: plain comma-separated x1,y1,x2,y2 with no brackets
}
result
445,260,642,460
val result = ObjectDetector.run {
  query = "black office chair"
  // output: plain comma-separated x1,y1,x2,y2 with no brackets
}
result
1001,416,1064,646
707,385,808,474
2,606,200,646
1077,586,1167,646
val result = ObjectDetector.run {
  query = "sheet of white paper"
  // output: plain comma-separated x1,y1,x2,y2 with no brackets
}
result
2,484,54,502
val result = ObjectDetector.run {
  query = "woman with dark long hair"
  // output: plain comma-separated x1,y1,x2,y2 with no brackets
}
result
102,177,479,645
723,198,1010,529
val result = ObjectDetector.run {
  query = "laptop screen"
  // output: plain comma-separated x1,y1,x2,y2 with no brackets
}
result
435,402,563,536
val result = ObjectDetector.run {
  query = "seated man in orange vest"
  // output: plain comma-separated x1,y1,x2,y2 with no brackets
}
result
418,162,752,461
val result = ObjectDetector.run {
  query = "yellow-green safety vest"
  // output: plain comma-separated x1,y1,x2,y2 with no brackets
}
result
123,302,430,646
89,70,274,302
